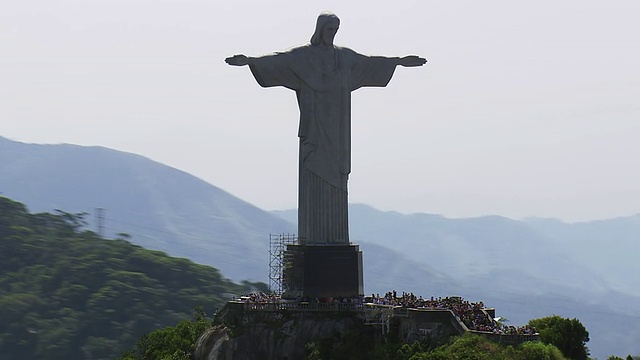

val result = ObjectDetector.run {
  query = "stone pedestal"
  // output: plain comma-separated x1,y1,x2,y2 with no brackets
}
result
283,244,363,299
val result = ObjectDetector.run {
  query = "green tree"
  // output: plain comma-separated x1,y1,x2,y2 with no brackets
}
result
518,341,566,360
528,315,589,360
426,333,503,360
395,333,566,360
119,308,211,360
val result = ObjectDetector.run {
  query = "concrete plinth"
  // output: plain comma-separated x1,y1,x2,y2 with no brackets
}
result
283,244,363,299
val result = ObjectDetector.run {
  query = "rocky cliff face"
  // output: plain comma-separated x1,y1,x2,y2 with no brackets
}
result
194,305,466,360
194,313,368,360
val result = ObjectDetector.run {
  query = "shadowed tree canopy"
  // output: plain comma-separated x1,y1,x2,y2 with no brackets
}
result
529,315,590,360
0,196,263,360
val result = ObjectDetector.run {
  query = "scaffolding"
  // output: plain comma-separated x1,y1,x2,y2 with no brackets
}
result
269,234,298,295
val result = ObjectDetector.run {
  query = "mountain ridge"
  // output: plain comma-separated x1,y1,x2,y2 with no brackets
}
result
2,136,639,358
0,135,295,281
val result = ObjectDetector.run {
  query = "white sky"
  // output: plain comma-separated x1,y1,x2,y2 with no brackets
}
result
1,0,639,222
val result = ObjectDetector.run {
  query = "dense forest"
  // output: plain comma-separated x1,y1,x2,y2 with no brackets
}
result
0,196,263,359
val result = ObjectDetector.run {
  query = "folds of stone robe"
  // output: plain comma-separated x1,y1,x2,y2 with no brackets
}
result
249,44,397,244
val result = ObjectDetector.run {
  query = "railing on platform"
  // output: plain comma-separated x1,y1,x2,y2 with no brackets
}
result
230,300,367,312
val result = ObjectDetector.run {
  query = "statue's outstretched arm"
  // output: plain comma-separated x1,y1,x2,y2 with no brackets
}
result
396,55,427,67
225,54,254,66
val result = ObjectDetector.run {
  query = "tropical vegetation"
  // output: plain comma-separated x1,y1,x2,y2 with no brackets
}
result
0,196,261,359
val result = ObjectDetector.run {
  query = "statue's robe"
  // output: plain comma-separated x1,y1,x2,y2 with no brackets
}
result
249,44,397,245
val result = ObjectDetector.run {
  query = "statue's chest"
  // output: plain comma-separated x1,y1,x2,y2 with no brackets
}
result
308,51,341,80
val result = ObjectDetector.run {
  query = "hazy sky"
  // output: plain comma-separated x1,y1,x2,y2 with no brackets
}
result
2,0,639,222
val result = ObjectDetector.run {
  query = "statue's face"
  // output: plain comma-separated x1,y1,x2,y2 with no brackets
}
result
321,20,339,46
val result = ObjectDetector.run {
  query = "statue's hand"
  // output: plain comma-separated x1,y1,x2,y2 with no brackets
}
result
399,55,427,67
225,54,250,66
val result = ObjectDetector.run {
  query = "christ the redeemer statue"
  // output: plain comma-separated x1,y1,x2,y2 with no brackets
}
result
226,12,426,246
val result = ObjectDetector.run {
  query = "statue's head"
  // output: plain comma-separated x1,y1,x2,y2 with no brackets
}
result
310,12,340,47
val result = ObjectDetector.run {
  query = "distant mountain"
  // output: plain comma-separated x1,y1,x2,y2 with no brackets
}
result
0,135,295,281
523,215,640,295
275,204,619,295
0,136,456,292
3,136,640,358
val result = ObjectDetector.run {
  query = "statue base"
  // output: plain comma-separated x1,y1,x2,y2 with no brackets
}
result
283,244,363,299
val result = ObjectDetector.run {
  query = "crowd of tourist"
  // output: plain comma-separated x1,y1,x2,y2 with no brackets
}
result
494,324,537,336
366,291,536,335
233,290,537,336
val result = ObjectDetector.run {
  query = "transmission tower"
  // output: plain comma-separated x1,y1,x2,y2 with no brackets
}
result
96,208,105,237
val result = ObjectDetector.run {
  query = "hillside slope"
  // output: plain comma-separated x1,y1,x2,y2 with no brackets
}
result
0,196,255,360
0,136,295,281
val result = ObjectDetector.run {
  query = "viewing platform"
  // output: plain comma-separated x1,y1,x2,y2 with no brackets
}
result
215,299,539,346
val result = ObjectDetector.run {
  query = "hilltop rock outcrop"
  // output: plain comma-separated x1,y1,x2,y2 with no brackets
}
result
195,314,366,360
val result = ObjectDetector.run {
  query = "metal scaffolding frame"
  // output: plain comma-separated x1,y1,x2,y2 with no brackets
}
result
268,233,298,295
